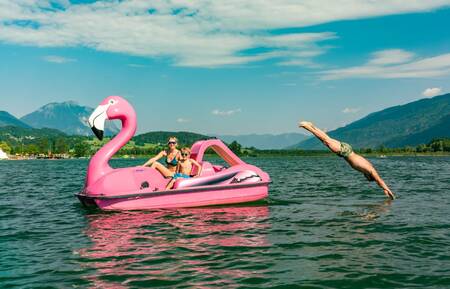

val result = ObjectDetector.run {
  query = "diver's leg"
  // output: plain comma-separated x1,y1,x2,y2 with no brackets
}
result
151,162,174,178
299,121,341,153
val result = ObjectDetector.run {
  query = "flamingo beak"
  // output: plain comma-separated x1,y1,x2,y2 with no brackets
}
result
88,104,109,140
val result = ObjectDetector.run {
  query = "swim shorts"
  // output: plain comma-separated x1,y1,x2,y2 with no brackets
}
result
173,173,190,179
337,142,353,158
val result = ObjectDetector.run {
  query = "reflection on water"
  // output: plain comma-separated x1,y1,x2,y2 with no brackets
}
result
78,206,271,288
340,199,393,221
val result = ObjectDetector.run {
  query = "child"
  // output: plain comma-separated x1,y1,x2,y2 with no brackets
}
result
166,147,202,190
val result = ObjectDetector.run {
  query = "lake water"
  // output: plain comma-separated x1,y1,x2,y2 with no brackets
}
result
1,156,449,288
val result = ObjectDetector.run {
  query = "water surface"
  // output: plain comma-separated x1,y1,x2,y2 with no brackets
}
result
1,157,449,288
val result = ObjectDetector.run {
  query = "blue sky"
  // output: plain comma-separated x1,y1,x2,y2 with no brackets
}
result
1,1,449,135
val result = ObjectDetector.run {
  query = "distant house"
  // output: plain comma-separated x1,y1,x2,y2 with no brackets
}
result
0,148,8,160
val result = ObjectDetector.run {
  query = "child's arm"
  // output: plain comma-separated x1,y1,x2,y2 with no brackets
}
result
190,159,202,177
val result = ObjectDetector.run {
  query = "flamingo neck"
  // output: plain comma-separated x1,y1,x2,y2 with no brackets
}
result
86,115,136,187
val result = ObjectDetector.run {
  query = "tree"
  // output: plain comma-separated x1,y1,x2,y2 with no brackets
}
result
0,142,11,154
73,141,90,157
38,138,50,153
25,144,39,154
431,140,444,152
54,138,69,153
228,141,242,155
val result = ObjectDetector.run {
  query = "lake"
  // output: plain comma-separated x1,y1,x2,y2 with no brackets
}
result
1,156,449,288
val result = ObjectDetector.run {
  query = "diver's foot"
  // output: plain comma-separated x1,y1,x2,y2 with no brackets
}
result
299,121,313,129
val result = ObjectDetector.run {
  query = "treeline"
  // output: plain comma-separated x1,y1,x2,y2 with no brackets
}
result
1,125,449,158
230,138,450,156
356,138,450,154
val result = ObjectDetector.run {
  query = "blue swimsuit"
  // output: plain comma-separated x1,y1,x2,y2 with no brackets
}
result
165,154,178,167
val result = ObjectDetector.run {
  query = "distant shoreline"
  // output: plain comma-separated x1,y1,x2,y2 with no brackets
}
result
2,151,449,161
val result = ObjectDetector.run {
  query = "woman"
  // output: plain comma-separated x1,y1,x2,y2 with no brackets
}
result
142,136,180,178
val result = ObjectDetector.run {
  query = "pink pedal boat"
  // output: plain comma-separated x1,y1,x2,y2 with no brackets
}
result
76,96,271,210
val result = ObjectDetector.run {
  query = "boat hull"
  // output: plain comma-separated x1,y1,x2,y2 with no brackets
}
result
77,182,269,211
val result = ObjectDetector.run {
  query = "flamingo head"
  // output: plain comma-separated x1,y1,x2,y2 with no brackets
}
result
88,96,134,140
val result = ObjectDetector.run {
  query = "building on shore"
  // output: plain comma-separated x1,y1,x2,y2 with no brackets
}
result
0,148,8,160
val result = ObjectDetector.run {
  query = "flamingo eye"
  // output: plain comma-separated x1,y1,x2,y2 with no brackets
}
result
109,99,117,105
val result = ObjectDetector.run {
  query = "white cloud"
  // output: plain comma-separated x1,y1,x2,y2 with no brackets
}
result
1,1,449,67
127,63,148,68
212,108,242,116
43,55,76,63
176,118,190,123
422,87,442,97
342,107,360,113
321,50,450,80
368,49,415,65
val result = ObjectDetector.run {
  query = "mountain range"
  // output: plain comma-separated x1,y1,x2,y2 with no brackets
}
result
294,93,450,149
217,133,308,149
2,93,449,149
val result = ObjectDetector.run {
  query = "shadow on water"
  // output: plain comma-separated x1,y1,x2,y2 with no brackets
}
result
77,206,273,288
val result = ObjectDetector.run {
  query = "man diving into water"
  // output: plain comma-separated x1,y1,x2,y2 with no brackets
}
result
299,121,395,200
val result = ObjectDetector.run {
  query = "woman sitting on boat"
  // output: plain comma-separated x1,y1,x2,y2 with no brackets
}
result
142,136,180,178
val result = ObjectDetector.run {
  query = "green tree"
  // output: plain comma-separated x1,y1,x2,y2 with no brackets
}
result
74,141,90,157
431,140,444,152
0,142,11,154
38,138,50,153
228,141,242,155
54,138,69,153
25,144,39,155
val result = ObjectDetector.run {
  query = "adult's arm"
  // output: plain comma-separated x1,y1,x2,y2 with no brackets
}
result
143,150,166,167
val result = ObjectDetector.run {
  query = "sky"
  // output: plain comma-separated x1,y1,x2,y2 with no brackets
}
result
0,0,449,135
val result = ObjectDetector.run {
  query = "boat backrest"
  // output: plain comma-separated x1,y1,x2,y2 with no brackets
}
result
190,139,245,166
194,161,214,177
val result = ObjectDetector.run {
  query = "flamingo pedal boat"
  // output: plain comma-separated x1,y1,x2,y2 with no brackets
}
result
76,96,271,210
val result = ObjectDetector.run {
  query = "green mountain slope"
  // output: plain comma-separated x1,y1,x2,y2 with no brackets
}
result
295,93,450,149
133,131,209,146
217,133,308,149
0,126,67,146
0,111,31,128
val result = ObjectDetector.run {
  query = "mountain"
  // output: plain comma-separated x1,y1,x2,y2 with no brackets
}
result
0,111,31,128
217,133,308,149
133,131,209,146
20,101,119,136
294,93,450,149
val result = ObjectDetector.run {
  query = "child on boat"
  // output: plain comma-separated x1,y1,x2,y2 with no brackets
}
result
166,147,202,190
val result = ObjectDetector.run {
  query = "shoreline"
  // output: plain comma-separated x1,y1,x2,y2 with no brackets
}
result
2,152,449,161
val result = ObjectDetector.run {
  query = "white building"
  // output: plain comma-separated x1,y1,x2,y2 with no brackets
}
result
0,148,8,160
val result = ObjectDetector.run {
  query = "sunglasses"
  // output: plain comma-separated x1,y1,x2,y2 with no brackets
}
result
167,141,177,145
181,153,190,156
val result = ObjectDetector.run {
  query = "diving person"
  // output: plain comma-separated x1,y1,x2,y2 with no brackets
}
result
298,121,395,199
